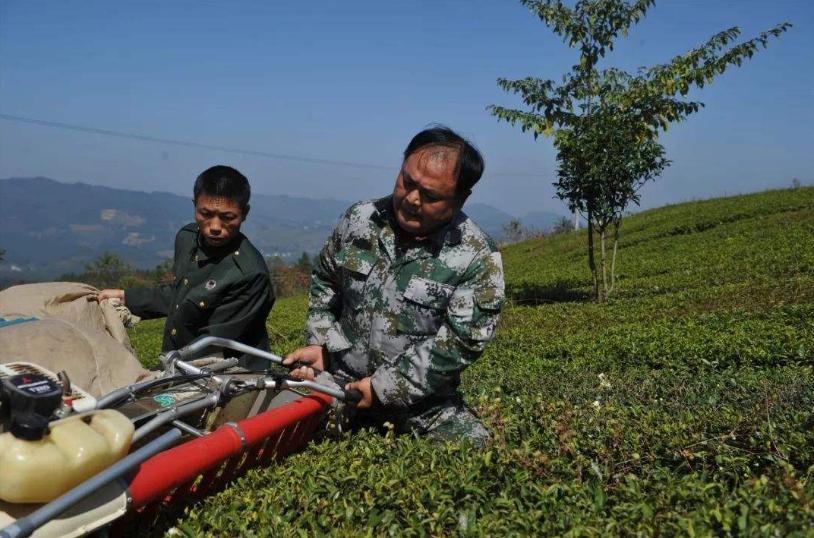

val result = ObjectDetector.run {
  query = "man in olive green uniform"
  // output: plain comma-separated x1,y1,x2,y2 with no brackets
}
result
285,127,504,446
99,165,273,358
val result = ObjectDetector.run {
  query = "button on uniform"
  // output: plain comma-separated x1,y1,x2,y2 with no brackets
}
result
171,328,177,336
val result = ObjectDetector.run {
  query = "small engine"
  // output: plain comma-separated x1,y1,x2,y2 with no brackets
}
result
0,362,97,434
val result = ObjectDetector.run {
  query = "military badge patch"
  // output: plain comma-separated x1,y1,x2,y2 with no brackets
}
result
205,279,217,290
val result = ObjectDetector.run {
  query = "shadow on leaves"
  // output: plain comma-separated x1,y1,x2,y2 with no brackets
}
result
507,280,592,304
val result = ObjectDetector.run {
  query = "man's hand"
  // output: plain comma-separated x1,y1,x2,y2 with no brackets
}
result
97,289,125,302
283,345,327,381
345,377,374,409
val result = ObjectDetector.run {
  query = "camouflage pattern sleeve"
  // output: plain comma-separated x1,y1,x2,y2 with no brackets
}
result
370,248,505,409
304,211,353,352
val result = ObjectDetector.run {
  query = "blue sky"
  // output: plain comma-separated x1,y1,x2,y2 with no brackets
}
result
0,0,811,217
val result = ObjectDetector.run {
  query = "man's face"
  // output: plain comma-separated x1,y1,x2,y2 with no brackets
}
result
194,194,245,247
392,146,465,237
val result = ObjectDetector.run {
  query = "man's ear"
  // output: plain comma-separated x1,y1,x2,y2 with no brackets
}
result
242,204,251,220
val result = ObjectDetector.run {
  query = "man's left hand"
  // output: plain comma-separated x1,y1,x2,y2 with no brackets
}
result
345,377,374,409
97,289,125,302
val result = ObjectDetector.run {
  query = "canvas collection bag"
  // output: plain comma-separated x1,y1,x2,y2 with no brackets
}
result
0,282,150,397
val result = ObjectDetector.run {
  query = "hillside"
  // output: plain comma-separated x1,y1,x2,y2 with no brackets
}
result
0,177,348,277
127,187,814,535
0,177,545,279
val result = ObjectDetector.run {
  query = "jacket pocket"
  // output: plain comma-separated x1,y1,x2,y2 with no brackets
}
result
398,276,454,335
335,246,378,312
179,286,220,326
470,287,505,341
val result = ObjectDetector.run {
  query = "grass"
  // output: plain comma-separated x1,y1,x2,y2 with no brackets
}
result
129,186,814,536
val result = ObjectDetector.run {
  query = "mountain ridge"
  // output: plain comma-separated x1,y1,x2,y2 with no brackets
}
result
0,177,564,278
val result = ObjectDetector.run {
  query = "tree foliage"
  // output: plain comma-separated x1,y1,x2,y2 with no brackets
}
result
502,218,527,245
83,251,133,289
295,251,313,273
267,255,312,297
56,254,170,290
150,257,175,285
550,216,574,234
489,0,790,301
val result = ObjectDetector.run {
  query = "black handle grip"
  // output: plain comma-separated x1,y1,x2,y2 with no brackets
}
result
343,388,363,405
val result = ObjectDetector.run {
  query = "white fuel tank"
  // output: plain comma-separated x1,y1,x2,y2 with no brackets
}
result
0,409,134,503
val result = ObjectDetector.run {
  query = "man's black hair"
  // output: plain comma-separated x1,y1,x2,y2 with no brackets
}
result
403,125,485,196
193,165,251,212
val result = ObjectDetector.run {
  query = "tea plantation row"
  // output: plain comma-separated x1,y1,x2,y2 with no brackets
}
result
128,186,814,536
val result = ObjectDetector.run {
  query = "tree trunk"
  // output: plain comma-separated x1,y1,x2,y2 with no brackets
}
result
587,208,599,301
599,225,608,303
608,218,621,296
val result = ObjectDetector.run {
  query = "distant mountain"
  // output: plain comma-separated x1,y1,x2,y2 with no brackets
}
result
0,177,554,279
463,203,515,238
519,210,570,231
0,177,347,278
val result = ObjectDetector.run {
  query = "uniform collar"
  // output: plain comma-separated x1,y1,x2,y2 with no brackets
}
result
193,230,243,265
372,196,463,260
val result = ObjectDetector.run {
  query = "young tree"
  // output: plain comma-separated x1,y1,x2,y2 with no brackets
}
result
555,106,669,298
295,251,312,273
151,257,175,285
489,0,789,301
84,252,133,289
502,218,527,244
551,216,573,235
266,255,286,297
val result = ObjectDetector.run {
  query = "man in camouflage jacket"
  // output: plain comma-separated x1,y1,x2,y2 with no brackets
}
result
285,127,504,445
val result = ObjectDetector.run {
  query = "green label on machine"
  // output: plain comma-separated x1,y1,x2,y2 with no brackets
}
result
152,394,177,408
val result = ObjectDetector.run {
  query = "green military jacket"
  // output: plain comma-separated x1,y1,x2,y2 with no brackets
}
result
125,223,274,354
306,196,505,410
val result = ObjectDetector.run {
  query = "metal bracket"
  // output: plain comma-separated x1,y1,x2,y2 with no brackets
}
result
223,421,247,450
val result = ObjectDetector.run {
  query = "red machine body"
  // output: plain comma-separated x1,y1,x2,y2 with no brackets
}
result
124,392,331,526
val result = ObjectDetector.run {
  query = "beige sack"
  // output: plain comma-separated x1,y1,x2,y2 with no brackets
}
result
0,282,134,349
0,283,150,396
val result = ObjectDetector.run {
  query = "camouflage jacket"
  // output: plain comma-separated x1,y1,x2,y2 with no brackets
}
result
306,196,505,410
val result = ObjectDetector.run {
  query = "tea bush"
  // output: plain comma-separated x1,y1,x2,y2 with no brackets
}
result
129,187,814,536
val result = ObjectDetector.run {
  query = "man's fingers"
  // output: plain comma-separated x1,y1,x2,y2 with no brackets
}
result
283,345,321,366
344,379,371,408
97,289,124,302
290,366,316,381
283,349,306,366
